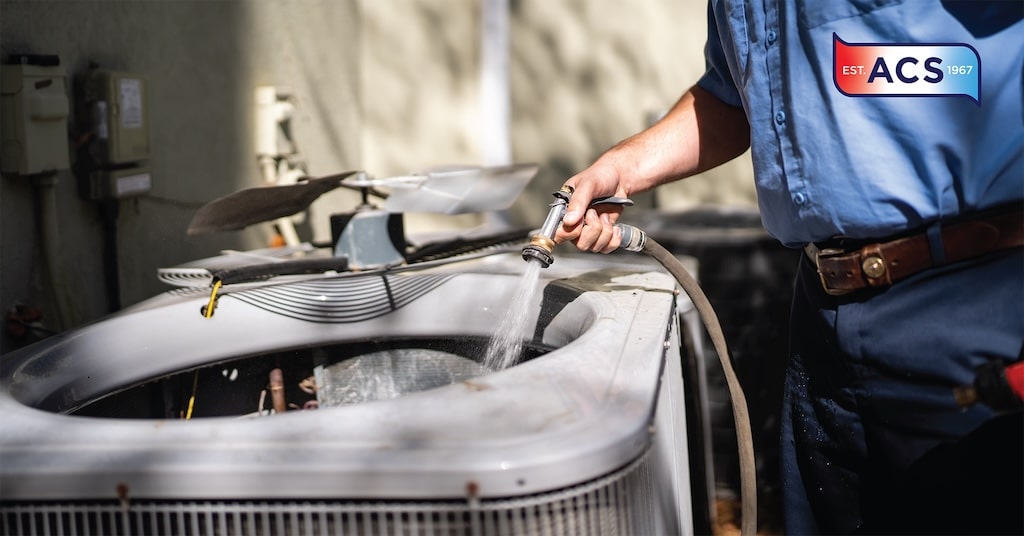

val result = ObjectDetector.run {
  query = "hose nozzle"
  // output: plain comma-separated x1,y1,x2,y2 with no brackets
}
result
522,186,573,268
521,186,637,267
521,235,556,267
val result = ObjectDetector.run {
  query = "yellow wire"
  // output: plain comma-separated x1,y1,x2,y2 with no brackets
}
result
191,277,221,417
204,279,222,318
185,371,199,420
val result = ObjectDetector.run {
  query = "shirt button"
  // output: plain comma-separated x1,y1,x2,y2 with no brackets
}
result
774,110,787,124
793,192,808,205
767,29,777,45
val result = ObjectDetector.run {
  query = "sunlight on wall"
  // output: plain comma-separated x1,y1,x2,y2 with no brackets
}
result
509,0,757,227
355,0,758,235
358,0,487,233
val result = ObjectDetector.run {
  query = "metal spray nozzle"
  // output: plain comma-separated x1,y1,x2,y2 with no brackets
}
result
521,186,635,268
521,186,573,268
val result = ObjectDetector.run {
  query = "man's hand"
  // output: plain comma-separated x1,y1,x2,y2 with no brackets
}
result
556,162,629,253
552,85,751,256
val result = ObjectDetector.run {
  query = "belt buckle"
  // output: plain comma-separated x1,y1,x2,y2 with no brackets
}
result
809,245,854,296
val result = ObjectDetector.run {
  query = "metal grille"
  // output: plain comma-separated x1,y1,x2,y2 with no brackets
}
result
2,450,655,536
157,247,319,288
227,273,454,324
157,267,216,288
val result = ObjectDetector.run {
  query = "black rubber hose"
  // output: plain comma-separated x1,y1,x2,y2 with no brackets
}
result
404,228,534,264
619,223,757,536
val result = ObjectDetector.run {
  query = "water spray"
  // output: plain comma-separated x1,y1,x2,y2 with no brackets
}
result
521,188,758,536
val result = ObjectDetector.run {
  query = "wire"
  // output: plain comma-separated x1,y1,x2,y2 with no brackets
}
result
185,371,199,420
204,279,222,318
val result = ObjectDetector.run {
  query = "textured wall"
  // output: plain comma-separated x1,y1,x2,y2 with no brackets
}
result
0,0,362,352
357,0,758,232
508,0,756,226
358,0,487,233
0,0,758,353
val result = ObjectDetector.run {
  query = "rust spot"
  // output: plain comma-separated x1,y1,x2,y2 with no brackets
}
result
462,380,490,391
466,481,479,498
116,482,131,512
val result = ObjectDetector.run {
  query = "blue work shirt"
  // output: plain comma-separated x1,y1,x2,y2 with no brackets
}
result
697,0,1024,247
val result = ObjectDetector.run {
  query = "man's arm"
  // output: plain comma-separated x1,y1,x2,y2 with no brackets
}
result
558,84,751,252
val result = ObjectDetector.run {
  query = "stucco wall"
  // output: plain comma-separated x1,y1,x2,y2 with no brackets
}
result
0,0,363,352
357,0,487,233
0,0,756,353
357,0,757,232
508,0,755,226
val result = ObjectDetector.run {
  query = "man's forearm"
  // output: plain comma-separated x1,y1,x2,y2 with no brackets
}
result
559,84,751,251
596,84,751,196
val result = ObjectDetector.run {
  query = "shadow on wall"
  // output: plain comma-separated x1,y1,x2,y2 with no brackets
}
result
357,0,489,234
0,1,361,353
360,0,481,175
1,0,758,355
0,1,253,350
507,0,757,228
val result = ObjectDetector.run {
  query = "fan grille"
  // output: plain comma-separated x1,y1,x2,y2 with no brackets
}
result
1,449,657,536
227,273,455,323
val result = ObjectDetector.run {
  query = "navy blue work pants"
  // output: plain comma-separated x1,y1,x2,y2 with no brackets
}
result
780,248,1023,535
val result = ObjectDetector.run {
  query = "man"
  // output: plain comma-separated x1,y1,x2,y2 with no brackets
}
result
554,1,1022,533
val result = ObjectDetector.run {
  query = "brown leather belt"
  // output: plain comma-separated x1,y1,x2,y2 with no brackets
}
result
805,208,1024,296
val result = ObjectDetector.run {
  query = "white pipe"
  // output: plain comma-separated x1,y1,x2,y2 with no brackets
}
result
273,160,302,247
258,155,301,247
36,173,75,331
480,0,510,166
481,0,512,229
256,86,302,248
274,217,302,247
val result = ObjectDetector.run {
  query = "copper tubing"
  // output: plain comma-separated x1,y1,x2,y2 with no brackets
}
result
269,368,287,414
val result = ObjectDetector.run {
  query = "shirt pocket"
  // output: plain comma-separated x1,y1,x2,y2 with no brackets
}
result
798,0,905,29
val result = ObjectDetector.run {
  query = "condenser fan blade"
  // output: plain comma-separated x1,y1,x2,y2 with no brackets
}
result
187,171,361,235
383,163,538,214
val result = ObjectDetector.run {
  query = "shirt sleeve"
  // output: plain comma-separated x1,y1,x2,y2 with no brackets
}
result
695,2,744,108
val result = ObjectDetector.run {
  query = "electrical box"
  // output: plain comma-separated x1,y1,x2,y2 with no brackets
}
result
88,167,152,199
80,70,150,165
0,62,71,175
